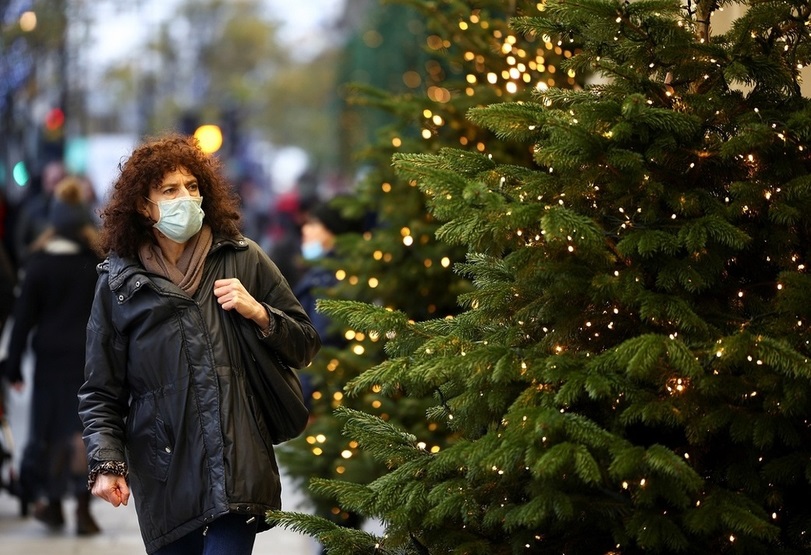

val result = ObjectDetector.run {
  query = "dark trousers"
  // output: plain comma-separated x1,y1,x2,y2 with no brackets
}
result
153,513,259,555
21,380,86,501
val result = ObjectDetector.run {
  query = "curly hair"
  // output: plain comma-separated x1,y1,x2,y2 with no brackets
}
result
98,133,242,258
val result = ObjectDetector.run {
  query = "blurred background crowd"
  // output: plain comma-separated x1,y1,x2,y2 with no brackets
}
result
0,0,413,285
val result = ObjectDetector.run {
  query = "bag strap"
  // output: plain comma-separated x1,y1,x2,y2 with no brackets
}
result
220,245,300,376
219,248,246,371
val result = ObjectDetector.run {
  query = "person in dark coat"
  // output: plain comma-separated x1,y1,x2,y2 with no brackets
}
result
294,198,361,350
2,176,103,534
0,243,15,330
0,188,16,325
12,160,67,265
77,133,321,554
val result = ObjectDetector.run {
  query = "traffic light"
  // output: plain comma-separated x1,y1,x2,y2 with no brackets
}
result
41,106,65,160
44,107,65,132
12,161,30,186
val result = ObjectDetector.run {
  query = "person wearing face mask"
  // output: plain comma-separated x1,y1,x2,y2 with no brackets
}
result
77,133,320,555
294,198,361,352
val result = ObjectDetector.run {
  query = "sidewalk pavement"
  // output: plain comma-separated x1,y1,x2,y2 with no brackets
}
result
0,478,321,555
0,475,321,555
0,344,321,555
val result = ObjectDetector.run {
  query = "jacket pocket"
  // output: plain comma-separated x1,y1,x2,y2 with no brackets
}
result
153,416,173,482
128,396,174,483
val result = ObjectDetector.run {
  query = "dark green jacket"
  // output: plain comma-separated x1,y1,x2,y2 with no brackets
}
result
78,235,320,553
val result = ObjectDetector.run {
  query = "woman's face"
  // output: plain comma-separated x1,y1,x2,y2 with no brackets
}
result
140,166,201,221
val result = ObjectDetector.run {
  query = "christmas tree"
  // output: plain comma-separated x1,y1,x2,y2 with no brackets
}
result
277,0,570,530
273,0,811,551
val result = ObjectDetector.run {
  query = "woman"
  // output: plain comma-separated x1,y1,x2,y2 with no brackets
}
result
3,176,102,534
77,134,321,554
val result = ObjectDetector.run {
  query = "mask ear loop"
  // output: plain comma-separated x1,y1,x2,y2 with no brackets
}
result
141,197,158,222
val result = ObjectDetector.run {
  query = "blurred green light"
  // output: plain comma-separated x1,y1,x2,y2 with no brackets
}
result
13,161,29,186
66,137,89,174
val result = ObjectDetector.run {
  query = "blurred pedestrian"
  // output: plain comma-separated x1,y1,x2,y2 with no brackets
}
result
0,243,15,332
266,191,306,288
77,133,320,554
1,176,102,534
294,197,361,349
0,185,15,323
12,160,67,265
235,174,270,246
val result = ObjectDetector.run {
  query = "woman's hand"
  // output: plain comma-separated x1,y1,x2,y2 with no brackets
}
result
213,278,269,329
92,473,130,507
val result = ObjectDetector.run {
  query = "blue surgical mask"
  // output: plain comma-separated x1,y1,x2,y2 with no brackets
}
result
146,196,204,243
301,240,325,260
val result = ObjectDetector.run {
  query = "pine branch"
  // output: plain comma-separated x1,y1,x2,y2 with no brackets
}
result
336,407,425,466
266,511,390,555
316,299,416,338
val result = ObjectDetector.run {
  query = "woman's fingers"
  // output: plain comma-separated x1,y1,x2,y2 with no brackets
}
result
213,278,262,319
